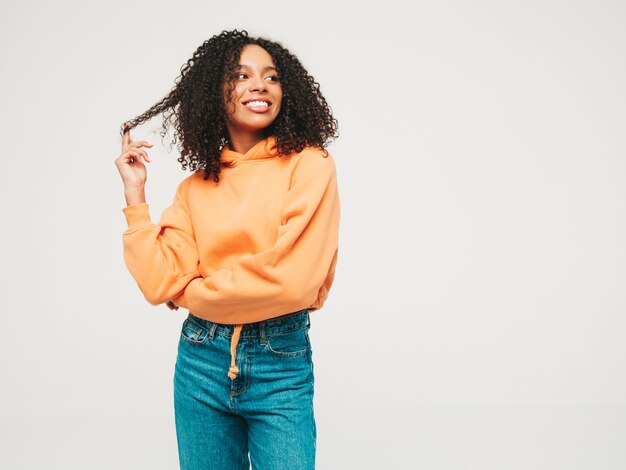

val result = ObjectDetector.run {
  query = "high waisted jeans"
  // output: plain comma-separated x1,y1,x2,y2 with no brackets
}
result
173,308,316,470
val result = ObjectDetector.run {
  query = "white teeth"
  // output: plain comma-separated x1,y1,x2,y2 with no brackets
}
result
244,100,269,107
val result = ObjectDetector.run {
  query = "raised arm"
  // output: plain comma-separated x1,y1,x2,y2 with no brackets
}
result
115,127,200,305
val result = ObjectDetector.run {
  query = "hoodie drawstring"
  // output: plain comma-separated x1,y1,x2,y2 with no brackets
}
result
228,324,244,379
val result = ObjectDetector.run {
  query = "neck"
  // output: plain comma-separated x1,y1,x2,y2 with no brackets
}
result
226,129,267,154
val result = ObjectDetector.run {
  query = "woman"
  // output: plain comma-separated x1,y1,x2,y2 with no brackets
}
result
114,29,340,469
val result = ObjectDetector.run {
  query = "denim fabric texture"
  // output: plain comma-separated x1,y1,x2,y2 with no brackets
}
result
174,308,316,469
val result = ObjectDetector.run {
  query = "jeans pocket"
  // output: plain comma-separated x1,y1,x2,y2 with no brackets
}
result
266,326,310,357
180,317,209,345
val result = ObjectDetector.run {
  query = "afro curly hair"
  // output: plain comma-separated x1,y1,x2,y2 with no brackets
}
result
120,29,339,183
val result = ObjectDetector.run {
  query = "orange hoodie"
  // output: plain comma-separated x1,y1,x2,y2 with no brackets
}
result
121,136,340,379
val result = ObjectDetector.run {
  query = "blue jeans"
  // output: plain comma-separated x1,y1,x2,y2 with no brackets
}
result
173,308,316,469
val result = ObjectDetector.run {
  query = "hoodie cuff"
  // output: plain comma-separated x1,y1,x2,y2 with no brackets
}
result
173,288,190,311
122,202,152,229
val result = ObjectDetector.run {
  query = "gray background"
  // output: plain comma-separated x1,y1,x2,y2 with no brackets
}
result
1,0,625,468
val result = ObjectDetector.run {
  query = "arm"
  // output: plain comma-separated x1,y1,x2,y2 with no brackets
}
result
122,176,201,305
173,149,340,320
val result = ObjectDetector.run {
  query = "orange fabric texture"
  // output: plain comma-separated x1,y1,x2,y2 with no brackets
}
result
121,136,340,378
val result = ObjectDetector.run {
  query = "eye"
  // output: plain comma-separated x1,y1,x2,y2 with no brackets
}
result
236,73,248,79
265,75,280,82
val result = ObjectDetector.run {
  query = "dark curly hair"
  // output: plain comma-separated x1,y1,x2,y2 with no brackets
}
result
120,29,339,183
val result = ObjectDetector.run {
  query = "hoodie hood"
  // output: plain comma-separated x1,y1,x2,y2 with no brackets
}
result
220,136,280,167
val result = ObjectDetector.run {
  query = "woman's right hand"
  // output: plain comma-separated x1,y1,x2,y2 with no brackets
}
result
115,126,153,188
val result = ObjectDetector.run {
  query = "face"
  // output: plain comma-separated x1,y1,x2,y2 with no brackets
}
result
223,44,283,140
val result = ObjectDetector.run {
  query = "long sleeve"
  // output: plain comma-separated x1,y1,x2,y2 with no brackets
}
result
172,149,340,322
122,176,200,305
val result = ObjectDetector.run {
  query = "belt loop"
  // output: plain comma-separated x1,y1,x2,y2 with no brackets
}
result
259,320,267,346
207,322,217,340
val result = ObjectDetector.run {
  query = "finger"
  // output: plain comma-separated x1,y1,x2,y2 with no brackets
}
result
131,150,150,164
132,148,151,163
122,133,132,153
127,140,153,150
123,150,148,165
122,126,130,149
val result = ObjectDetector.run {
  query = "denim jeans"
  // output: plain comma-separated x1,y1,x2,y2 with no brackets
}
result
173,308,316,469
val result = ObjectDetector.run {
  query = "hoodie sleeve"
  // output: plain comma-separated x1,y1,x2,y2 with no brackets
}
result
172,149,340,321
122,176,200,305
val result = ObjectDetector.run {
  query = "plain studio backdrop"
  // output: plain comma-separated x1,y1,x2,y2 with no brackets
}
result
1,0,624,468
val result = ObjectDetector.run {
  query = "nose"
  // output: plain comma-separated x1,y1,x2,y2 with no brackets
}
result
248,75,266,92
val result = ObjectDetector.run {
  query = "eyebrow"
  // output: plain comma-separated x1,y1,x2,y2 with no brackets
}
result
237,64,277,72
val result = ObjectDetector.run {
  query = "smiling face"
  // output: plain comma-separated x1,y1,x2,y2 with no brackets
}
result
223,44,283,146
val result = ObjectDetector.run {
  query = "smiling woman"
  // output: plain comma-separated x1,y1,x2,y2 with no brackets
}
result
224,45,284,153
114,29,340,470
